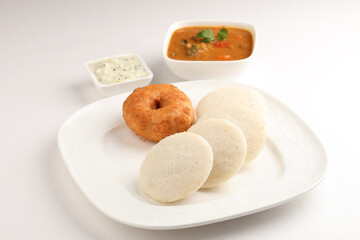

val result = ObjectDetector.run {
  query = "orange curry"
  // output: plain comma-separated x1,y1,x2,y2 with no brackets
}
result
167,26,253,61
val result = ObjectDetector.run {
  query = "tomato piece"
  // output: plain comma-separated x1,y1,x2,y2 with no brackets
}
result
217,55,231,60
213,41,229,48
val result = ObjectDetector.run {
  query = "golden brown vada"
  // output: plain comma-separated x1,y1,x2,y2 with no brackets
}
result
123,84,195,142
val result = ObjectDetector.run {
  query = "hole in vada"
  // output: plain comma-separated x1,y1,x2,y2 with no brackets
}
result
154,100,161,109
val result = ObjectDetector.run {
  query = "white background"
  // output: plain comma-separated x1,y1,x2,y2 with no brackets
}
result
1,0,360,239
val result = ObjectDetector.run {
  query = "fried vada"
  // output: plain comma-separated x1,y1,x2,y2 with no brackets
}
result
123,84,195,142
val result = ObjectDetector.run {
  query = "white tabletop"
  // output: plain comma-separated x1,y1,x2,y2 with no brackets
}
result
1,0,360,239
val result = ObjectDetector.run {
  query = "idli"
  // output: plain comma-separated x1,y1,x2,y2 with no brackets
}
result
197,86,267,118
188,119,247,188
139,132,213,203
197,103,266,163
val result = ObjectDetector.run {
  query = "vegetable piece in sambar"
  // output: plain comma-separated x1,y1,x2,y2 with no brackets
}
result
167,26,253,61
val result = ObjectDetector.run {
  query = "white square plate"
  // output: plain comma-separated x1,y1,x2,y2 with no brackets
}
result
57,80,327,229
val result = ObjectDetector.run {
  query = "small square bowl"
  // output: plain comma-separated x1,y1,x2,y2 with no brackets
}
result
84,53,153,97
163,20,256,81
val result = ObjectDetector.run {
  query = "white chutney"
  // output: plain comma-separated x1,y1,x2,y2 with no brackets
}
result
94,55,150,85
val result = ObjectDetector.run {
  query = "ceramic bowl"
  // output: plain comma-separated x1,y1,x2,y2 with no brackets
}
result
85,53,153,97
163,20,256,81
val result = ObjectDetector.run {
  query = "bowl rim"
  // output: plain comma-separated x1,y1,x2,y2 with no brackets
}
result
163,19,256,64
84,53,154,88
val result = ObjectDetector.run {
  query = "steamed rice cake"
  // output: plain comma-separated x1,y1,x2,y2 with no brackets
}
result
197,86,267,118
188,119,247,188
197,102,266,163
139,132,213,203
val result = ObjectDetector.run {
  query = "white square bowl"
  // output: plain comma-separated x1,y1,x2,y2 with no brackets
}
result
163,20,256,81
85,53,153,97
